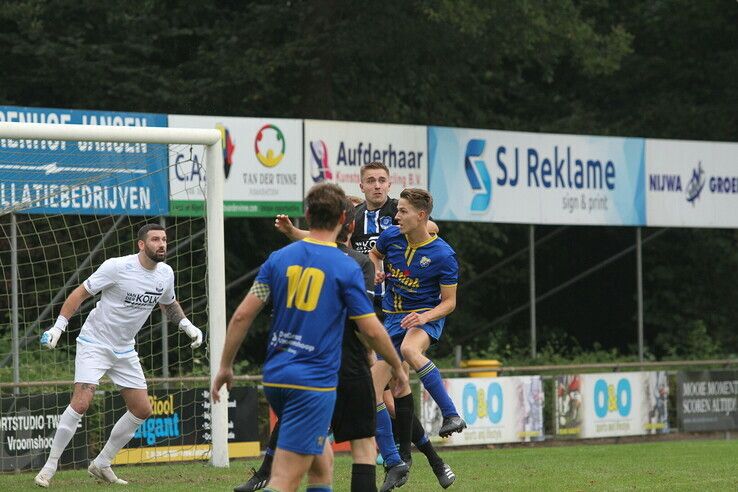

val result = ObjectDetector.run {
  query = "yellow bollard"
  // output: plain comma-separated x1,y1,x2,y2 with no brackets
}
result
460,359,502,377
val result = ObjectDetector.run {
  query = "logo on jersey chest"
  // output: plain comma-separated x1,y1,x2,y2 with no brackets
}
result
380,215,393,229
387,264,420,289
124,291,161,308
420,256,431,268
352,238,376,254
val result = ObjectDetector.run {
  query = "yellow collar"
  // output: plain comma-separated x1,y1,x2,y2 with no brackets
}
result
303,237,337,247
406,234,437,249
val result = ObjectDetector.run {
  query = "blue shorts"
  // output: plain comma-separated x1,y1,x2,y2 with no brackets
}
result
264,384,336,455
376,312,445,361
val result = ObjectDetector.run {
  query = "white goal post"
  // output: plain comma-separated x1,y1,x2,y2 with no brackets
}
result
0,122,230,468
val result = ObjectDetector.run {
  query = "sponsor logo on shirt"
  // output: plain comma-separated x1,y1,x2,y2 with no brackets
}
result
352,237,377,254
386,264,420,289
124,291,162,309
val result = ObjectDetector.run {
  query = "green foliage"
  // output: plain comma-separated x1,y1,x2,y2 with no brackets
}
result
466,331,639,368
1,0,737,365
654,319,722,360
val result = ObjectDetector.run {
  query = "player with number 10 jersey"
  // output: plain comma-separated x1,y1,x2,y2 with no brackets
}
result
257,237,374,390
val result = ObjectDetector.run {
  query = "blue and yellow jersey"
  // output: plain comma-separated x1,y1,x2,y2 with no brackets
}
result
255,238,375,390
375,226,459,314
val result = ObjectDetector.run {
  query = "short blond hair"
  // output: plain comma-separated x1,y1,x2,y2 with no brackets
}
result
400,188,433,215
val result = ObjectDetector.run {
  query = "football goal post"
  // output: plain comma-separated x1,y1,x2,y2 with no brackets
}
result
0,122,229,470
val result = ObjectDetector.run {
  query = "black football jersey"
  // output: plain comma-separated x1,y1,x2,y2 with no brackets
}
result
351,198,399,254
338,244,375,378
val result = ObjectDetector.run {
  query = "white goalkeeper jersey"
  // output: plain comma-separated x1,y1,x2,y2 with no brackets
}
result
78,254,175,354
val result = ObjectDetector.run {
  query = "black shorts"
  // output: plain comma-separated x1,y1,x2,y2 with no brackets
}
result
331,374,375,443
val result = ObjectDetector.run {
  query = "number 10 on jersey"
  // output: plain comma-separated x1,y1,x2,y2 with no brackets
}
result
286,265,325,311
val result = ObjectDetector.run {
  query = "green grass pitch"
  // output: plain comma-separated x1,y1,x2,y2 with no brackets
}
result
2,439,738,491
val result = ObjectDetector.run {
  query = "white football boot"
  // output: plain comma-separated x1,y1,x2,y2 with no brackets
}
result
88,461,128,485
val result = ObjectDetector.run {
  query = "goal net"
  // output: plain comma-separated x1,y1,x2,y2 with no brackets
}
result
0,122,231,473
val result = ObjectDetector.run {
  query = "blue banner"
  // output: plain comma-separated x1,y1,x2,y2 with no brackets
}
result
429,126,645,226
0,106,168,216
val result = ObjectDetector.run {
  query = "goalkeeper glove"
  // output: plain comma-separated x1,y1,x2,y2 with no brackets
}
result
179,319,203,349
41,316,68,349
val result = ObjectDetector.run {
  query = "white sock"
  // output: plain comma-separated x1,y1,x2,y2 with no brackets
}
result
43,405,83,472
94,411,145,468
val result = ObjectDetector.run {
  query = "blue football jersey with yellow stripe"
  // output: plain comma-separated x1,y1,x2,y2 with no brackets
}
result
375,225,459,313
256,238,375,390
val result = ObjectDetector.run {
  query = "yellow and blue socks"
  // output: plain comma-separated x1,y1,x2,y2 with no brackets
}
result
417,361,458,418
376,402,403,467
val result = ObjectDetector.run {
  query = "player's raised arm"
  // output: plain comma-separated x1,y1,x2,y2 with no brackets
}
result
211,287,267,402
274,214,309,241
40,284,92,349
159,300,203,349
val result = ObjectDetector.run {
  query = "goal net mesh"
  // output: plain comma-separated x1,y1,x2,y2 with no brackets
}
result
0,134,213,472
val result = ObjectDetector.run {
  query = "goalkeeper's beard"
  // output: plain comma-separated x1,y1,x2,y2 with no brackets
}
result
144,245,167,263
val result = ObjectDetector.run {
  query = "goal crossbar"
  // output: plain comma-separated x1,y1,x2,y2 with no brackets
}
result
0,122,221,145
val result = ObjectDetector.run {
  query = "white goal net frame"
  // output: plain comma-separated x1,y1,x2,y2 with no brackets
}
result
0,122,229,468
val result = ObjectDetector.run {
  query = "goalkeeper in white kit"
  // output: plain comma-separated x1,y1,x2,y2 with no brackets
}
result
34,224,203,488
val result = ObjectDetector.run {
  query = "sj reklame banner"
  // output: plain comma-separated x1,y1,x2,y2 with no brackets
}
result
428,126,646,225
107,387,259,464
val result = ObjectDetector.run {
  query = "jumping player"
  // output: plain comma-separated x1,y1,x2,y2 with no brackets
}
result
369,188,465,490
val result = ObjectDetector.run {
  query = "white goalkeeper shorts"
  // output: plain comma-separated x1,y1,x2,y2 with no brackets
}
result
74,341,147,389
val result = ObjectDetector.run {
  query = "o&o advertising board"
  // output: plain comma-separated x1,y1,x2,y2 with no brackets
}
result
555,372,669,438
420,376,544,446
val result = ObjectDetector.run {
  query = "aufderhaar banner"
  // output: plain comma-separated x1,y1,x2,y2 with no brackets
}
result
168,114,303,217
555,372,669,439
419,376,544,446
303,120,428,198
646,139,738,228
428,126,645,225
